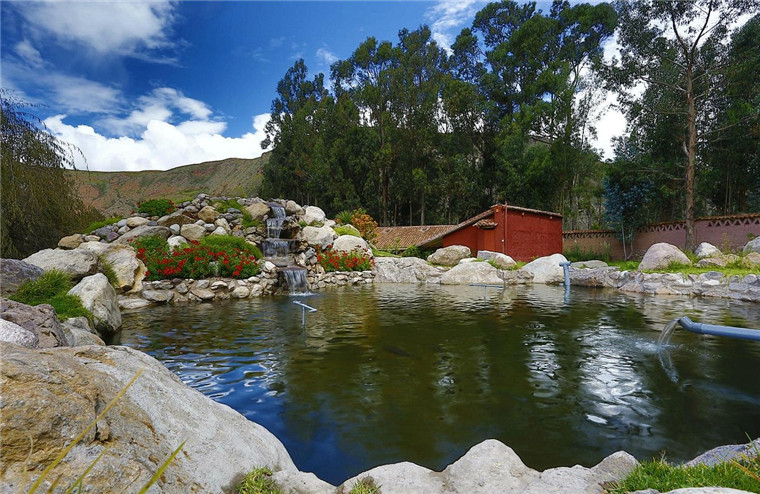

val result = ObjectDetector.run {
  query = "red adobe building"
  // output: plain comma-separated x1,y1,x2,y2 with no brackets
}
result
419,204,563,262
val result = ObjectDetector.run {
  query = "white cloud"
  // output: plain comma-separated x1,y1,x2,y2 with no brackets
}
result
16,0,178,60
45,112,272,172
425,0,485,51
316,47,338,66
14,39,44,67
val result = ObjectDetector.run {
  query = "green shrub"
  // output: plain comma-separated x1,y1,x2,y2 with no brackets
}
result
242,210,261,229
334,225,361,237
237,467,282,494
372,248,400,258
335,210,354,225
10,270,92,321
137,199,176,217
401,246,429,259
201,235,263,259
99,257,120,287
212,198,244,213
347,477,380,494
86,217,121,233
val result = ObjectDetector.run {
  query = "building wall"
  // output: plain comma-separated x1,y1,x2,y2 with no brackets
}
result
562,213,760,260
505,209,563,261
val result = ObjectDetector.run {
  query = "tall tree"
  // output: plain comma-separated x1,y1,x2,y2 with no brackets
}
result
608,0,758,249
1,93,92,258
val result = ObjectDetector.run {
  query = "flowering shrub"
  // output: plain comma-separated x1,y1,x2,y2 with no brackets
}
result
316,247,374,272
349,208,378,243
136,199,176,217
131,236,260,280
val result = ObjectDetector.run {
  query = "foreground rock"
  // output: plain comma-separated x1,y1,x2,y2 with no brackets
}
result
68,273,122,337
744,236,760,254
339,440,637,494
639,243,691,271
0,343,297,493
0,258,44,296
23,248,99,281
428,245,471,266
0,299,68,348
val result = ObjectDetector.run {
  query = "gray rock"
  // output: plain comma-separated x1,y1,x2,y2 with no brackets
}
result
167,235,189,251
116,219,127,228
190,288,215,300
272,470,335,494
285,200,303,215
77,242,144,293
231,286,250,298
91,226,119,242
520,253,568,284
743,252,760,268
68,273,122,336
58,233,85,249
639,243,691,271
428,245,471,266
743,236,760,254
23,248,100,281
696,257,728,268
570,260,608,269
374,257,444,284
301,225,337,249
204,223,216,232
522,451,637,494
332,235,370,254
686,438,760,467
156,211,196,228
210,226,228,236
245,201,271,221
117,296,152,310
303,205,326,224
0,318,38,348
0,343,297,493
126,216,150,228
180,223,206,242
694,242,722,259
61,317,105,346
441,262,504,285
0,299,68,348
142,289,174,303
477,250,517,269
444,439,538,493
198,205,220,223
113,225,171,245
0,258,44,296
214,217,231,234
169,224,181,235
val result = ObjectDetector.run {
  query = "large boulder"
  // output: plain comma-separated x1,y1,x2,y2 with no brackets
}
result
180,223,206,242
0,343,297,493
427,245,471,266
0,299,69,348
68,274,122,337
302,225,337,249
374,257,445,284
245,201,271,221
285,200,303,215
694,242,721,259
23,249,99,281
639,242,691,271
113,225,171,245
0,318,38,348
156,211,196,228
77,242,144,292
303,206,326,225
477,250,517,269
198,205,220,223
520,253,568,284
744,236,760,254
332,235,370,255
0,258,44,296
339,439,637,494
441,261,504,285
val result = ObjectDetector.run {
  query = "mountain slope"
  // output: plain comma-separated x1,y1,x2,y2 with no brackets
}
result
69,153,269,217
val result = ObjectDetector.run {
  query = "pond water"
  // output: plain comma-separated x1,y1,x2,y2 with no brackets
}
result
120,284,760,485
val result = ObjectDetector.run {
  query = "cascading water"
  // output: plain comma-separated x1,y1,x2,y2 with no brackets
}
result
281,267,309,295
267,205,286,238
262,240,290,257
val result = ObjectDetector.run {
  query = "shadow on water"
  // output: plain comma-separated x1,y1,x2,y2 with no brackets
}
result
120,284,760,485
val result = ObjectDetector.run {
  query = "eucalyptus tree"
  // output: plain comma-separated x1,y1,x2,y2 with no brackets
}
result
607,0,759,249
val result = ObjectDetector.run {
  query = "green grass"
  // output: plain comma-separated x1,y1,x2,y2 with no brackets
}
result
9,270,92,321
200,235,263,259
236,467,283,494
372,248,400,258
334,225,361,237
346,477,381,494
85,217,121,233
99,257,120,287
212,198,244,213
607,455,760,493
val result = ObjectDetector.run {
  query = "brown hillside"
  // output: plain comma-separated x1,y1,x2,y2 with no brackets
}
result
69,153,269,217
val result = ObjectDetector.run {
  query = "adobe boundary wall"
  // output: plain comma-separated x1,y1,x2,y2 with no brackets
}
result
563,213,760,260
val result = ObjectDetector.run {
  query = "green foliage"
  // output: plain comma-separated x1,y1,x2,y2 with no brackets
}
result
10,270,92,321
212,198,244,213
236,467,283,494
371,248,400,258
607,454,760,494
344,477,381,494
349,208,378,243
401,246,430,259
137,198,176,217
334,225,361,237
1,92,94,259
99,257,120,287
335,210,354,225
86,217,121,233
200,235,263,259
316,248,375,272
133,235,260,280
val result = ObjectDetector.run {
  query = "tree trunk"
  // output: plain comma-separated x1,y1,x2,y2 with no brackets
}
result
684,67,697,251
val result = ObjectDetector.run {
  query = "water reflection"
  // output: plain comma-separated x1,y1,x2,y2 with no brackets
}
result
120,284,760,485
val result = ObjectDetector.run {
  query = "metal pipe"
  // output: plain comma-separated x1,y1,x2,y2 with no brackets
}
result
678,316,760,342
293,300,317,326
469,283,504,301
559,261,572,290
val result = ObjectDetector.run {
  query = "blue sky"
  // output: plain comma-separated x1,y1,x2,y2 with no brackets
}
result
1,0,624,171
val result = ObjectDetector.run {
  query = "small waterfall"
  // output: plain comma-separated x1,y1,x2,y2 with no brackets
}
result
262,239,290,258
267,205,286,239
282,267,309,295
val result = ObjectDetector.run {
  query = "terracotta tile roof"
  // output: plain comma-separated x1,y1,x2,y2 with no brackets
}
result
474,219,498,229
375,225,457,251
